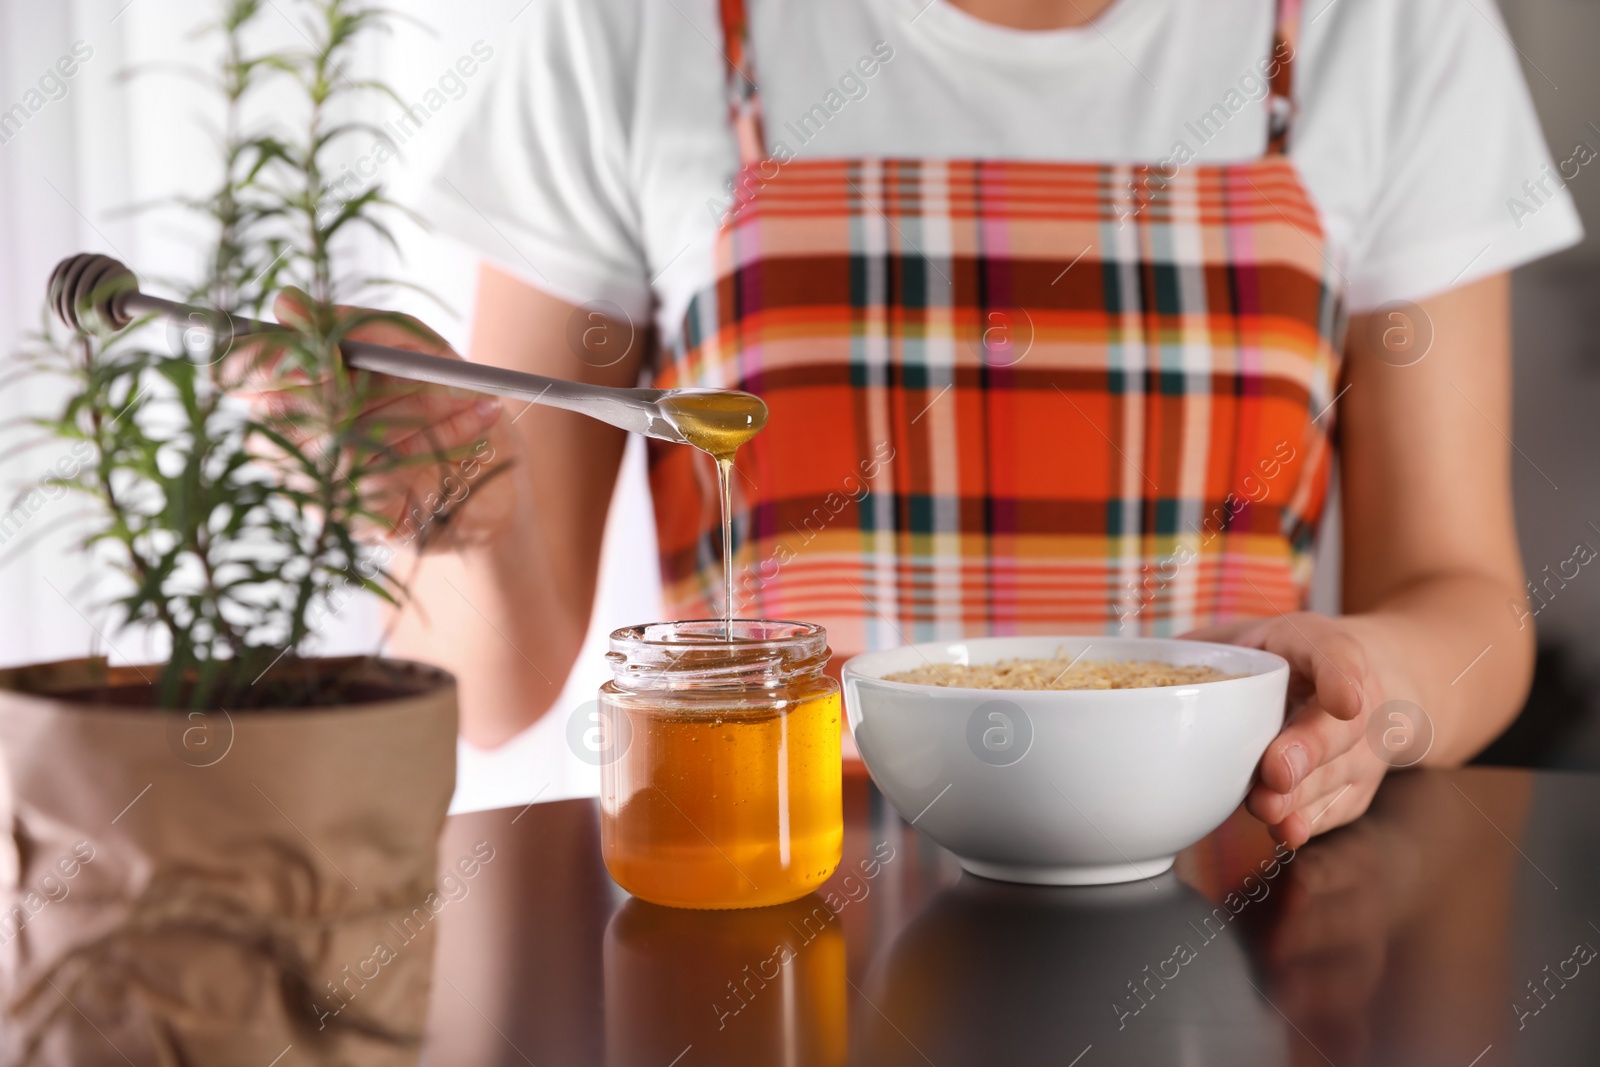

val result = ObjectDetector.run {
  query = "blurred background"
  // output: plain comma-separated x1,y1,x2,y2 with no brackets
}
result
1482,2,1600,770
1,0,1596,810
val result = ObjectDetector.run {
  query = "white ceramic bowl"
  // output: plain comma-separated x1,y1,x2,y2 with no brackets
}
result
842,636,1289,885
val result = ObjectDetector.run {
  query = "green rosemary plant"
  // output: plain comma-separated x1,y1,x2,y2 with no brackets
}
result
7,0,456,709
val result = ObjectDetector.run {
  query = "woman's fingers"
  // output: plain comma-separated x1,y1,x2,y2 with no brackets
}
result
252,373,466,424
233,289,459,391
1255,694,1366,797
1188,612,1391,844
1258,615,1370,721
220,289,518,549
368,396,503,462
350,383,499,438
276,286,456,356
1251,745,1386,847
1188,613,1371,721
249,389,499,471
1249,732,1348,826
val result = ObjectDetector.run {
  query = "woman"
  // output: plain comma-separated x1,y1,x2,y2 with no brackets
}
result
297,0,1581,847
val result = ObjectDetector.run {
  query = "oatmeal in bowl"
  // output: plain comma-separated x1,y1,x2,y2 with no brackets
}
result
842,636,1289,885
885,655,1237,690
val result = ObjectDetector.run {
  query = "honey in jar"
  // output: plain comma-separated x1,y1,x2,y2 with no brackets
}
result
598,620,843,909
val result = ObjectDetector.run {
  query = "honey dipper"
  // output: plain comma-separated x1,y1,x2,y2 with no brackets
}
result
46,253,767,451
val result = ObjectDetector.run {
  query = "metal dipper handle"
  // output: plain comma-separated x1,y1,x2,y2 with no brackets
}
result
44,253,764,447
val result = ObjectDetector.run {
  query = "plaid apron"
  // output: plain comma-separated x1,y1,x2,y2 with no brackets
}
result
650,0,1345,660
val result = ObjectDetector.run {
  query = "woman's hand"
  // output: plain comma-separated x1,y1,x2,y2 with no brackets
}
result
1184,275,1535,849
1184,612,1393,848
238,289,518,551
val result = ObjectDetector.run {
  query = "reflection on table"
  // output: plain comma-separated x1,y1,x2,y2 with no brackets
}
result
429,767,1599,1067
5,767,1588,1065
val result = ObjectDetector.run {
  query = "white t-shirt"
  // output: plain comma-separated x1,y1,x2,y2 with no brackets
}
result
419,0,1583,344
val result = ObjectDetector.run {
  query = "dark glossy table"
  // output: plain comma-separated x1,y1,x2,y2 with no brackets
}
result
424,767,1600,1067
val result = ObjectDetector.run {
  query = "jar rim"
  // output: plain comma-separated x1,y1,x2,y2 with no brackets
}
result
608,619,826,651
605,620,832,691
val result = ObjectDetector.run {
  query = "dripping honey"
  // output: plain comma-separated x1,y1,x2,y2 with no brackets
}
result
659,389,768,633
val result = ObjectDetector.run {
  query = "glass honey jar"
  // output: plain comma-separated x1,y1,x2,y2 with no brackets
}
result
598,620,843,909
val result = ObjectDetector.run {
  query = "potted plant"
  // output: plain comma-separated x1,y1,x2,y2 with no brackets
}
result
0,2,471,1061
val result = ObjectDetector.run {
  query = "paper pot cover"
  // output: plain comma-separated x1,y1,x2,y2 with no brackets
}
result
0,656,458,1066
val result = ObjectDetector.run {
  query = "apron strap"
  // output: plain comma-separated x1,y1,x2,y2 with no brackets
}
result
1266,0,1303,155
718,0,768,166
